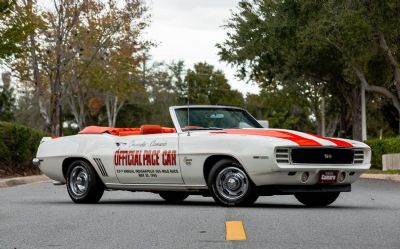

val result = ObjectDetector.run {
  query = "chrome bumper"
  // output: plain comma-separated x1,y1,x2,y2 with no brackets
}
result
32,158,42,167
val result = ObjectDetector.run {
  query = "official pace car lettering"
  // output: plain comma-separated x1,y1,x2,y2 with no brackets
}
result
114,150,176,166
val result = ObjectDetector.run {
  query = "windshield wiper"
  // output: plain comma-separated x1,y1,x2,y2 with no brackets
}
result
183,127,224,131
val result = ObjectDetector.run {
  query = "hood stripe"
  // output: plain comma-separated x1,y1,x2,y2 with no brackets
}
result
306,133,353,147
211,129,321,146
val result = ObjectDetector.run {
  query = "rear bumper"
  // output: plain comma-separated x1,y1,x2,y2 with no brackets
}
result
257,184,351,196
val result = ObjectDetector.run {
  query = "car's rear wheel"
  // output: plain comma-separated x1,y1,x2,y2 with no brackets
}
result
207,159,258,206
294,192,340,207
159,192,189,203
66,160,104,203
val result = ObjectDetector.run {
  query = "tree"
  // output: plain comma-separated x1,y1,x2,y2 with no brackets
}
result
0,0,32,58
217,0,400,139
168,60,186,105
0,72,14,121
144,62,178,126
245,83,315,132
184,62,244,106
88,41,146,128
13,0,150,133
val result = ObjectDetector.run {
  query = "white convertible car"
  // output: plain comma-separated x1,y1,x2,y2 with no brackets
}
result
33,105,371,207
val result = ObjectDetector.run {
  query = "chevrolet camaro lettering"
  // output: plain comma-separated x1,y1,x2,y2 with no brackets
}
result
33,105,371,207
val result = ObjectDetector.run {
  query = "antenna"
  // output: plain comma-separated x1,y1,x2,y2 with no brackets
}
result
187,78,190,136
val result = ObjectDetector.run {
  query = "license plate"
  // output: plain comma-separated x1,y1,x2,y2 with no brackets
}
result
319,171,338,184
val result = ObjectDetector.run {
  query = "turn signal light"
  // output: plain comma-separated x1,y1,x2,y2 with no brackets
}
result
301,172,309,183
338,172,346,183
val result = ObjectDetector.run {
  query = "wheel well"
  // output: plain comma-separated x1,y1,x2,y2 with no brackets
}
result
203,155,240,182
62,157,93,179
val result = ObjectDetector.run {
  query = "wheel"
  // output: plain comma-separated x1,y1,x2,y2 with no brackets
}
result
294,192,340,207
159,192,189,203
207,159,259,206
66,160,104,203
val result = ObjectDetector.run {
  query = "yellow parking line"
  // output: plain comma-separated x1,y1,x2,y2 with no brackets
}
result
225,220,247,241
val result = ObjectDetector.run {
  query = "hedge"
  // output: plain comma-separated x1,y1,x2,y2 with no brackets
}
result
366,136,400,169
0,122,48,177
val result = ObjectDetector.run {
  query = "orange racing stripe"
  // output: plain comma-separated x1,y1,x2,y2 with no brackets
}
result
306,133,353,147
211,129,321,146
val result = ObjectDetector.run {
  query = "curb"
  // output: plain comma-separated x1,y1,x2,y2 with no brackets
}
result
0,175,49,188
360,173,400,182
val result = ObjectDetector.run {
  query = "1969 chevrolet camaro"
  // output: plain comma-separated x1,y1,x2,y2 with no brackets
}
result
33,105,371,206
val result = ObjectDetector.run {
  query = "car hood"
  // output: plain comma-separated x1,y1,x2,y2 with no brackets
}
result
210,128,364,147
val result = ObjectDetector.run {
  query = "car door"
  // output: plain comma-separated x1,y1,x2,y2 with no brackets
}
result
113,132,184,184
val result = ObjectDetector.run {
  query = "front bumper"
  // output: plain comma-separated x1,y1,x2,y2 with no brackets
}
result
250,165,369,186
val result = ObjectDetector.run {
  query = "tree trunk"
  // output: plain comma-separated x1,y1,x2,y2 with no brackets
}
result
378,32,400,99
26,0,51,131
353,66,400,137
112,96,118,127
351,87,363,141
320,95,326,136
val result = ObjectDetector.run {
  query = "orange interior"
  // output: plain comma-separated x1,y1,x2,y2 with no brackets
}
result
79,125,176,136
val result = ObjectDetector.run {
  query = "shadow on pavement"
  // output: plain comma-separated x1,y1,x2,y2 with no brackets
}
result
29,199,385,210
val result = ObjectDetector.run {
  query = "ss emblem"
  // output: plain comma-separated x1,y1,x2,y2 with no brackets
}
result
324,154,332,159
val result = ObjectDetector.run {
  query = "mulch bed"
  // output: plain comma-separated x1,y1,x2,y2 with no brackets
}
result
0,165,41,179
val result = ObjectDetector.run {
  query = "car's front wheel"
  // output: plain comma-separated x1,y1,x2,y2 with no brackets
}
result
207,159,259,206
294,192,340,207
159,192,189,203
66,160,104,203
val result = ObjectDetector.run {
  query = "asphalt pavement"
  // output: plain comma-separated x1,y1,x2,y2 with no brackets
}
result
1,179,399,249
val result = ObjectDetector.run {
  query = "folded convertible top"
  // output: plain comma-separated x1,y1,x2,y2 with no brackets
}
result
79,125,176,136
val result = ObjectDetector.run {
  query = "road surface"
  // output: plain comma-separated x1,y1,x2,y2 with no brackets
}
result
1,179,399,249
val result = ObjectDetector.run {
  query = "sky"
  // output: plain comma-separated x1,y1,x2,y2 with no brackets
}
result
144,0,260,95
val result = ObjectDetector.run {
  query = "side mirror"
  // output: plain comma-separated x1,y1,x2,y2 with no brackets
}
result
258,120,269,128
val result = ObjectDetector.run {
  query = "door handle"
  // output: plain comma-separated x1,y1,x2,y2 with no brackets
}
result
115,142,127,147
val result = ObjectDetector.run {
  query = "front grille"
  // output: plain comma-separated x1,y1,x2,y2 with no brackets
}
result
290,148,354,164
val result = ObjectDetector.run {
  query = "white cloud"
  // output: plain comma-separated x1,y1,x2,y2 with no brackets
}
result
144,0,260,95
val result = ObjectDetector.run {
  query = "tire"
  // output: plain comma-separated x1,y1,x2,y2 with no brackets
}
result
159,192,189,203
66,160,104,204
294,192,340,207
207,159,259,207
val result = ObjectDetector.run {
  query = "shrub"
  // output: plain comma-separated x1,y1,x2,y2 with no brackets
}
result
0,122,48,177
366,136,400,169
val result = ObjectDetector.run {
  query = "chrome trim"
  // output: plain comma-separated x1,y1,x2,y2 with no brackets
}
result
105,183,208,190
32,158,42,166
169,105,262,134
274,146,366,166
69,165,89,196
215,166,249,201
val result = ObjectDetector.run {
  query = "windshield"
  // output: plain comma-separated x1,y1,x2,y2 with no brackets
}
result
175,107,262,131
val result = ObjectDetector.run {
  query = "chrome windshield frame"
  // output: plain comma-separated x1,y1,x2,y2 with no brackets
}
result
169,105,262,133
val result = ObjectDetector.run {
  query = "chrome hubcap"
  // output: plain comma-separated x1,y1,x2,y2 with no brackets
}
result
216,167,249,201
69,166,89,196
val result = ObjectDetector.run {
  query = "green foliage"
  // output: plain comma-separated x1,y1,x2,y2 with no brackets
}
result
245,85,315,131
218,0,400,138
0,0,33,58
366,137,400,169
0,122,48,174
184,62,244,106
0,85,14,121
